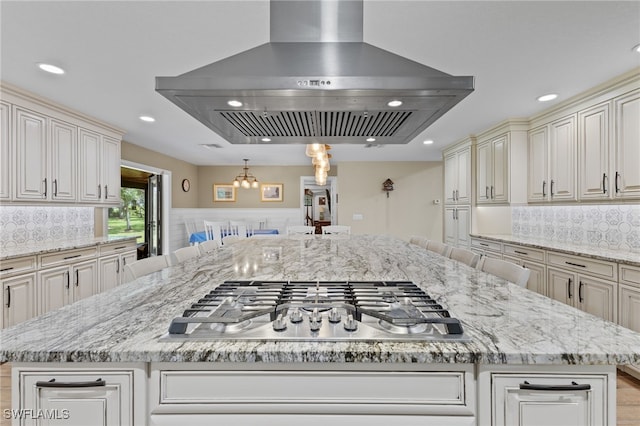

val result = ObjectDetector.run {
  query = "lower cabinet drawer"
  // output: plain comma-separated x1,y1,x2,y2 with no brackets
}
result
0,256,36,278
620,264,640,288
490,373,610,426
151,366,475,417
547,251,617,280
39,247,98,268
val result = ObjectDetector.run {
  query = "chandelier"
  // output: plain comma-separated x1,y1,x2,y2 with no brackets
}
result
233,159,259,189
305,143,331,185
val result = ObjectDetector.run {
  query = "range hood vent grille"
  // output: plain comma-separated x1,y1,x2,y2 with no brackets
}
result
220,110,414,138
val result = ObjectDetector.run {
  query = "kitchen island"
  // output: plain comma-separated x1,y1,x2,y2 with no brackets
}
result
1,235,640,425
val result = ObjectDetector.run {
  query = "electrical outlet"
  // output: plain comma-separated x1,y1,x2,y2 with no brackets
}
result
352,213,364,221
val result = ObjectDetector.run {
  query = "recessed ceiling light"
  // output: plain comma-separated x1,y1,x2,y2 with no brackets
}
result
37,63,65,75
387,100,403,107
537,93,558,102
261,137,271,142
423,140,434,145
227,100,243,107
633,43,640,53
366,137,376,142
139,115,155,122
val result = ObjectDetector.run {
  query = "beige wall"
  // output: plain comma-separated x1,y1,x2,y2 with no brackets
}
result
337,162,443,241
197,165,336,208
121,141,199,208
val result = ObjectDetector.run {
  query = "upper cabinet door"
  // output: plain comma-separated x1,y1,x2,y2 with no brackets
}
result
579,102,611,200
491,134,509,203
549,115,577,201
528,125,548,202
102,136,121,204
0,102,10,200
79,128,102,202
476,142,491,203
15,107,48,200
614,88,640,199
50,119,77,202
456,146,471,204
444,152,458,205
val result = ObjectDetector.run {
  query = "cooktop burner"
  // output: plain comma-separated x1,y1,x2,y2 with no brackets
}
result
160,281,469,342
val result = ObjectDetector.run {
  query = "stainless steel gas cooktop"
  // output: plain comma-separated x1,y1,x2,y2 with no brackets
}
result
160,281,469,342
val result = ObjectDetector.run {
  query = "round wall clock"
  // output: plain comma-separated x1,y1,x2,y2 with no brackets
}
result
181,179,191,192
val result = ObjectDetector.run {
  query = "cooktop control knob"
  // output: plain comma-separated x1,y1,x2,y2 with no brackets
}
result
310,308,322,323
328,307,341,323
272,313,287,331
343,314,358,331
309,319,321,332
289,308,303,323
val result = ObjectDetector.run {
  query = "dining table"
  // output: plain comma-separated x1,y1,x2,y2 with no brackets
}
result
189,228,279,244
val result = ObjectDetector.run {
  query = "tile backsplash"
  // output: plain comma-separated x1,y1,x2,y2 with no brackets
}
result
0,206,94,249
512,204,640,252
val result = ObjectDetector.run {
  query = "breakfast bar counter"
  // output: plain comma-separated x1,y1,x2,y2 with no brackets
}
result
1,235,639,425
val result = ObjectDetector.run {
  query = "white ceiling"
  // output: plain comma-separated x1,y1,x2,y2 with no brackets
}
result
1,1,639,167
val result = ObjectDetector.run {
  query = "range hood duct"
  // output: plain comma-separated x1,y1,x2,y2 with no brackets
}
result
156,0,474,145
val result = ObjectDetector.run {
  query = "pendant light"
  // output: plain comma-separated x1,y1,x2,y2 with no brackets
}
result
233,159,259,189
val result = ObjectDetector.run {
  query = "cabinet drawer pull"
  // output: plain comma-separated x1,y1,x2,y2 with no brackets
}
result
479,243,489,247
615,171,620,193
565,261,586,268
6,286,10,308
113,246,126,250
63,254,82,260
36,378,106,388
0,267,14,272
567,278,572,299
602,173,607,194
514,250,528,255
520,381,591,391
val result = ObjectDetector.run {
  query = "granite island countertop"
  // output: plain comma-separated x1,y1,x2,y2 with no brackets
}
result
470,233,640,266
1,235,640,365
0,236,138,260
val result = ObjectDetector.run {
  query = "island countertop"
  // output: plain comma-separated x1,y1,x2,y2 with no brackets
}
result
2,235,640,365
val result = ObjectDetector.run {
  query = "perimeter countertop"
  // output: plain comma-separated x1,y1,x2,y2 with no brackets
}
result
0,236,138,261
470,233,640,266
1,235,640,365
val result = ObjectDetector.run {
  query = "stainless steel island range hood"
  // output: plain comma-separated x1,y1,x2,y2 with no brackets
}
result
156,1,474,145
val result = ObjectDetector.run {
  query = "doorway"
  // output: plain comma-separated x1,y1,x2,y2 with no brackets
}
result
106,161,171,258
300,176,337,233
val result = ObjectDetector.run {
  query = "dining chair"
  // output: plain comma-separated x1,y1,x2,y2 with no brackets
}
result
122,255,170,283
409,236,429,248
228,221,249,239
426,240,452,257
477,257,531,287
448,247,480,268
203,220,228,242
321,225,351,235
198,239,222,255
173,245,201,263
184,219,198,245
286,225,315,235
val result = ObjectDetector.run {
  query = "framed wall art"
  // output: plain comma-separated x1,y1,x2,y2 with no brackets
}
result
260,183,283,202
213,184,236,202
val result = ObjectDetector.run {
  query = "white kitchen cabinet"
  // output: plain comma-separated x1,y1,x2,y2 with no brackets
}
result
579,102,611,200
445,206,471,248
99,241,137,291
470,237,502,260
15,364,144,426
503,255,546,296
38,259,98,313
14,106,48,200
0,272,36,329
547,267,616,322
476,134,508,204
613,88,640,199
14,107,78,202
443,140,472,205
619,263,640,379
481,368,612,426
0,101,11,200
79,128,121,204
528,115,577,202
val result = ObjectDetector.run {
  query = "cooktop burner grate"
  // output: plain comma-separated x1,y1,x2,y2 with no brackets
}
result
162,281,468,342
